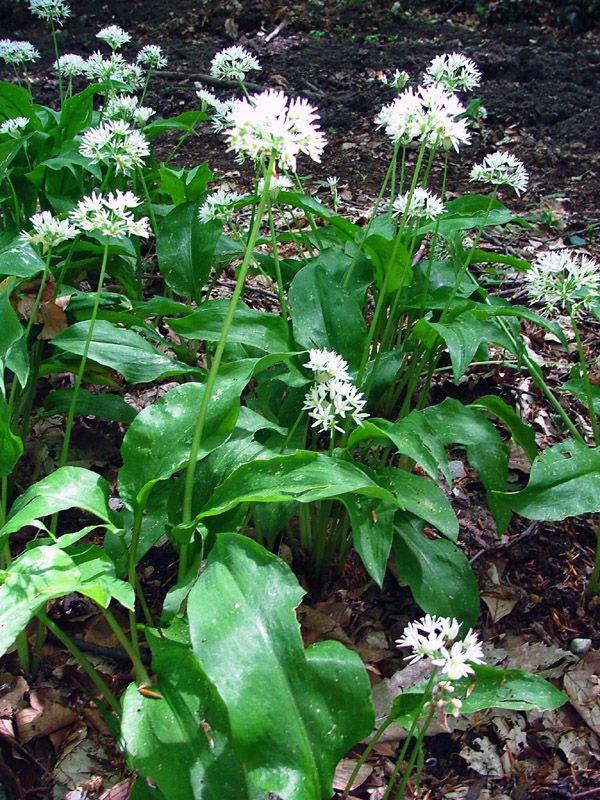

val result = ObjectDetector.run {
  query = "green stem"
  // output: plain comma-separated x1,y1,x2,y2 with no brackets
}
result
586,519,600,597
102,607,150,684
267,198,290,325
179,152,277,578
50,20,64,104
342,714,398,799
569,307,600,446
37,611,121,716
137,167,158,238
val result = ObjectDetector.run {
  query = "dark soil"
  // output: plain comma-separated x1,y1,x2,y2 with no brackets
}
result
2,1,600,798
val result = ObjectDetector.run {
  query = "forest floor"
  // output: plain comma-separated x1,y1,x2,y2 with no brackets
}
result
2,0,600,798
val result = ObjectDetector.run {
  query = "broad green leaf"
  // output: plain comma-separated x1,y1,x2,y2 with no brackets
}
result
561,378,600,417
0,81,35,121
493,439,600,520
118,360,256,508
420,194,528,235
122,631,264,800
1,467,114,546
145,110,208,140
168,299,292,354
427,311,485,381
0,240,46,278
394,516,480,627
345,496,395,587
288,263,366,373
0,394,22,478
470,395,537,464
0,279,28,391
189,535,374,800
363,233,412,294
67,543,135,610
386,467,458,541
52,320,202,383
198,451,398,520
156,202,221,302
391,664,566,728
468,248,530,272
41,387,137,423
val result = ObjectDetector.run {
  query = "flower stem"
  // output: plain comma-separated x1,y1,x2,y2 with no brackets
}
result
178,152,277,578
569,307,600,446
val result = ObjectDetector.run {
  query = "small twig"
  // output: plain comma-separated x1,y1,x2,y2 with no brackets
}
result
47,630,152,665
265,19,288,42
470,521,538,565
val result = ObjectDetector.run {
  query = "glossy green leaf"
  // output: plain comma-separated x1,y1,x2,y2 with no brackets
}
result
391,664,566,728
0,81,35,121
168,299,292,354
41,387,137,423
0,394,22,478
386,467,459,541
288,262,366,372
493,439,600,520
0,279,28,391
363,233,412,294
145,111,208,140
52,320,201,383
119,360,256,508
420,194,527,235
345,496,395,587
122,630,264,800
1,467,114,546
427,311,485,381
156,202,221,302
394,516,480,627
0,240,46,278
198,451,397,520
189,535,374,800
470,395,537,464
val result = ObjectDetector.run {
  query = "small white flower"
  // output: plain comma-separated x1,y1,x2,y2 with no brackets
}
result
70,189,151,238
0,39,40,65
417,84,471,151
375,87,423,146
20,210,79,252
393,187,446,222
305,348,352,383
85,51,143,88
54,53,88,77
0,116,29,137
79,120,150,173
257,173,293,197
525,249,600,319
210,45,261,82
225,89,326,172
29,0,71,25
136,44,168,69
197,188,243,223
195,84,236,132
423,52,481,93
396,614,483,681
469,151,529,196
97,25,131,51
105,93,154,125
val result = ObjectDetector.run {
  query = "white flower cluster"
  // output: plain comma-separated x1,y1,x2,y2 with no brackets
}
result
378,69,410,92
257,173,293,197
225,89,326,172
469,151,529,196
20,210,79,252
195,84,236,132
396,614,485,681
136,44,168,70
197,188,243,224
393,187,446,222
0,116,29,138
105,94,155,126
79,119,150,173
69,190,151,238
29,0,71,25
97,25,131,51
0,39,40,65
302,348,368,434
54,53,88,77
84,51,143,88
210,45,261,82
423,52,481,93
375,84,470,152
525,249,600,320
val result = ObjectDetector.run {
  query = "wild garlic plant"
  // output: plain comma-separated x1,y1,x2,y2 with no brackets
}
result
0,9,573,796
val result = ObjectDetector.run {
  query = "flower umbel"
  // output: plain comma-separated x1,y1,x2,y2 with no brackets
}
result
0,117,29,138
85,51,143,88
525,249,600,319
225,89,326,172
423,52,481,93
29,0,70,25
469,151,529,196
210,45,261,82
396,614,484,681
79,119,150,173
393,187,446,222
0,39,40,65
136,44,168,69
55,53,88,77
197,188,243,224
303,349,367,434
97,25,131,51
20,211,79,253
70,190,151,238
